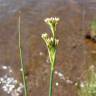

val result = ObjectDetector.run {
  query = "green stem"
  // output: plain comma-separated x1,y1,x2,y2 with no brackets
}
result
51,26,56,39
49,68,54,96
49,49,56,96
18,15,28,96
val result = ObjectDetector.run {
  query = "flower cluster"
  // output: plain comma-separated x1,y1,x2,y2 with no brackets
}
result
42,17,59,49
44,17,60,37
44,17,60,26
41,33,59,48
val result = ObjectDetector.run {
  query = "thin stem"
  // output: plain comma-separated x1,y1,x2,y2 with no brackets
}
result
49,68,54,96
18,15,28,96
49,49,56,96
51,26,56,38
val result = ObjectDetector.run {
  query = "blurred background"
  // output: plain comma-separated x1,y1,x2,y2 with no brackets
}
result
0,0,96,96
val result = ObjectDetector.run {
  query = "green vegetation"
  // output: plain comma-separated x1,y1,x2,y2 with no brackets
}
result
78,66,96,96
41,17,60,96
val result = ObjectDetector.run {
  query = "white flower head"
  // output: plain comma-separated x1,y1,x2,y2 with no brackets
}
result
44,17,60,24
2,66,8,70
55,39,59,46
44,17,60,37
41,33,48,39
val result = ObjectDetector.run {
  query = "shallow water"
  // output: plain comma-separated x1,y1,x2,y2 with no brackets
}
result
0,0,96,96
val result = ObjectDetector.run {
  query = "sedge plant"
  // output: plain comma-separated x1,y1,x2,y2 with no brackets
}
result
18,15,28,96
41,17,60,96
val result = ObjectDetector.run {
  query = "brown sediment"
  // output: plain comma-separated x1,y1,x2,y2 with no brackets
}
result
0,0,96,96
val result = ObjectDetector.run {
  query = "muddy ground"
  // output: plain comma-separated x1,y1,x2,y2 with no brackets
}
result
0,0,96,96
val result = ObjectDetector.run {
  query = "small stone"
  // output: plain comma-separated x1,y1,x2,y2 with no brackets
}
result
39,52,44,56
58,72,63,77
66,79,73,84
2,66,7,70
55,82,59,86
54,71,58,75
